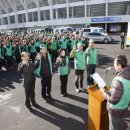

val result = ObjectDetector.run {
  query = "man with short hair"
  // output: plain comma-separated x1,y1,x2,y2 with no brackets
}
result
101,55,130,130
34,44,53,103
18,52,38,111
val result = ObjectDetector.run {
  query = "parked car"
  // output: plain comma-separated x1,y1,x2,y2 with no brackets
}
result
85,32,111,44
53,27,74,34
81,27,108,37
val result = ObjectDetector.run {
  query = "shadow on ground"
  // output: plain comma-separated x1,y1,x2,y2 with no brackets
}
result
0,68,22,93
30,98,88,130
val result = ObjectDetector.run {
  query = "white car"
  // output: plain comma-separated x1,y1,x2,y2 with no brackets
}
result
82,27,108,37
86,32,111,44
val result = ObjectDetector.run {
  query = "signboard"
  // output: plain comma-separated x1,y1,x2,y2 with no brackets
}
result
91,17,121,23
126,22,130,46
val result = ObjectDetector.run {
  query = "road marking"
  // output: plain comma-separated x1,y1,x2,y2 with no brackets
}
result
0,93,13,105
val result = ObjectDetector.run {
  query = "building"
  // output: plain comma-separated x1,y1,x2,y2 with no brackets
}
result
0,0,129,32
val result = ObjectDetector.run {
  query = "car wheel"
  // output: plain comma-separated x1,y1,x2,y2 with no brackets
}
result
104,38,109,44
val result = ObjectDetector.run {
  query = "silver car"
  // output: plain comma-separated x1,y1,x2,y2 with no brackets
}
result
85,32,112,44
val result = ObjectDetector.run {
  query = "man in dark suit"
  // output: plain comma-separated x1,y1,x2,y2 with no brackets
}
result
18,52,39,110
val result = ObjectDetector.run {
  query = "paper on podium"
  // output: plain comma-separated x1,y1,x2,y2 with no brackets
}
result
91,73,106,89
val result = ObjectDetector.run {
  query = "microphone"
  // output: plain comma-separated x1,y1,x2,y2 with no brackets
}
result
103,67,112,87
105,67,111,74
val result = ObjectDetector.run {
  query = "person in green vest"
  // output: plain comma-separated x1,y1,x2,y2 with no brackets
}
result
70,42,86,93
4,42,13,68
86,39,97,86
100,55,130,130
70,35,77,50
55,48,70,97
51,37,58,63
28,39,37,64
21,40,28,53
60,36,68,51
34,44,53,103
0,43,6,71
35,37,41,53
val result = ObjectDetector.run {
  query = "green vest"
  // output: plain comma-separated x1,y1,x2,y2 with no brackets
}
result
87,48,97,64
111,76,130,109
51,41,57,51
74,50,86,70
35,41,41,47
61,39,67,49
58,56,69,75
71,39,76,49
5,46,12,56
34,53,52,76
30,44,36,53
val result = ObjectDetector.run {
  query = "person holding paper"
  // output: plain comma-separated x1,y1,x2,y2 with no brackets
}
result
100,55,130,130
86,39,97,86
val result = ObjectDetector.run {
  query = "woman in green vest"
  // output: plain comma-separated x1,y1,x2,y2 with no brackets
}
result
70,42,86,93
55,48,70,97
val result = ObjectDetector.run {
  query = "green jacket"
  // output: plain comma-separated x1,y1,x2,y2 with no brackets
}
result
34,53,52,76
70,49,86,70
111,76,130,109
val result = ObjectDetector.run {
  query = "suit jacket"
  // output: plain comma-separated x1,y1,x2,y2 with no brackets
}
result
18,61,35,87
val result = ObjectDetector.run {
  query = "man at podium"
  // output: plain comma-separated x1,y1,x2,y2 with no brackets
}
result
100,55,130,130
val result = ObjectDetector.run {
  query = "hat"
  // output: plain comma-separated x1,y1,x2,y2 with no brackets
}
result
77,42,83,47
89,39,94,43
40,44,47,49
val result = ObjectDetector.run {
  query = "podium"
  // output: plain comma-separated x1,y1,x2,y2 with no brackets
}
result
87,84,109,130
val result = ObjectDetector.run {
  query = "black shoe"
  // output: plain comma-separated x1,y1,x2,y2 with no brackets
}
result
47,95,53,100
26,105,33,111
45,98,51,103
63,92,68,97
61,92,63,94
32,103,40,108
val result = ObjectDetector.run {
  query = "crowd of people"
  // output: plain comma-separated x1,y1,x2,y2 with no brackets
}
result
0,31,88,70
1,30,130,130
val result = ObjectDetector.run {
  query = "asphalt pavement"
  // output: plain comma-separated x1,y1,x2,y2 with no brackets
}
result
0,36,130,130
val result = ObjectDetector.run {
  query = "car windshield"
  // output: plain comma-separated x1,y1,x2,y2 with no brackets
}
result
83,29,91,32
67,28,73,32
